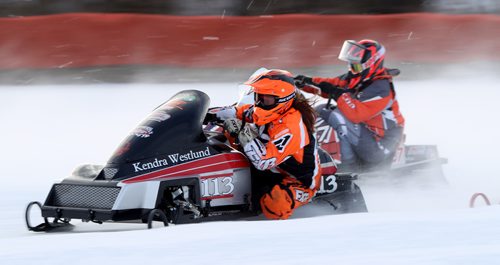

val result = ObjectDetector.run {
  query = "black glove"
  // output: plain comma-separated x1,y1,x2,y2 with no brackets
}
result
294,75,313,88
317,82,348,101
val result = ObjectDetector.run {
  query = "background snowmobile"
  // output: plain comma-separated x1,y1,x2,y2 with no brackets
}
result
316,114,448,184
26,90,367,232
309,85,448,186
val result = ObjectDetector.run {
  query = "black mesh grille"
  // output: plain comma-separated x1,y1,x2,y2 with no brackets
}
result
49,184,121,209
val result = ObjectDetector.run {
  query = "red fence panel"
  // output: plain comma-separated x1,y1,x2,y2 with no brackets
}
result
0,13,498,69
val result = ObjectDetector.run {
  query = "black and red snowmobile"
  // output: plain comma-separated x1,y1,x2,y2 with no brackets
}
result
25,90,367,232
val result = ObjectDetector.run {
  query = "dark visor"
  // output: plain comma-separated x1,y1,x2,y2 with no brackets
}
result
255,94,278,110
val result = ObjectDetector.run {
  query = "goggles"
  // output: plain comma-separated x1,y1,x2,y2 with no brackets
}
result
255,93,278,110
254,91,296,110
350,62,364,74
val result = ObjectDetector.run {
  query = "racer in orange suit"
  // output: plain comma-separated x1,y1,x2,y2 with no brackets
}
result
213,69,322,220
295,39,405,171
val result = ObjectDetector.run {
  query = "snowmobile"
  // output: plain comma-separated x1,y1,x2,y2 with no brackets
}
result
315,115,448,183
25,90,367,232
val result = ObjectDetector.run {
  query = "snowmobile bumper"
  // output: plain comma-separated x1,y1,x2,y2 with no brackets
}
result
39,181,151,223
40,206,148,223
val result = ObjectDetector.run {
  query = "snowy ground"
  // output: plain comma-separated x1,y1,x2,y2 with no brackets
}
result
1,73,500,264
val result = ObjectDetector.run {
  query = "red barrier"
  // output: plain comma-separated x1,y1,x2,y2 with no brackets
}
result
0,13,499,69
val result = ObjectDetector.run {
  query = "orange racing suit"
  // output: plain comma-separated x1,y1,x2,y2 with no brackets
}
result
235,104,322,220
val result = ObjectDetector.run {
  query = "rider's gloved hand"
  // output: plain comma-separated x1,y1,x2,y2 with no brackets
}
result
238,123,259,147
239,124,268,169
223,118,242,137
295,75,325,96
317,82,348,100
293,75,313,88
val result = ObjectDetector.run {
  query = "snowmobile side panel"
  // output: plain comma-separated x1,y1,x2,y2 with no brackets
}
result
114,181,161,210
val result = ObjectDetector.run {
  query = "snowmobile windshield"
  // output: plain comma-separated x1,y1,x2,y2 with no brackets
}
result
108,90,210,164
338,40,366,63
236,67,270,107
236,84,254,106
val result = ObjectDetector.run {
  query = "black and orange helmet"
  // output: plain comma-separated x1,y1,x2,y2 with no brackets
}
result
243,69,296,125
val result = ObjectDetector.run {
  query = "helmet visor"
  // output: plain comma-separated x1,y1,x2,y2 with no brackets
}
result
255,93,278,110
338,40,366,63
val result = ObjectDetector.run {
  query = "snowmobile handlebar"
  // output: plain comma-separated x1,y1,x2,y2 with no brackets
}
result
203,112,218,125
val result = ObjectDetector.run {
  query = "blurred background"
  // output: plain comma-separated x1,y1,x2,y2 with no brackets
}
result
1,0,499,16
0,0,498,84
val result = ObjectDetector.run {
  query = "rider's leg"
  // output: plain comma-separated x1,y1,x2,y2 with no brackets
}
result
355,126,404,168
250,166,283,212
316,105,360,169
377,126,404,165
260,176,316,220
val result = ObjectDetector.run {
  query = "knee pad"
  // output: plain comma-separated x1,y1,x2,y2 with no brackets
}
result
287,183,314,207
260,181,315,220
260,184,294,220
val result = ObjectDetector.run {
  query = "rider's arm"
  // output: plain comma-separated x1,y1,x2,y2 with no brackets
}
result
235,104,254,123
312,76,347,87
243,114,309,171
214,104,253,122
300,76,349,98
336,79,393,123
